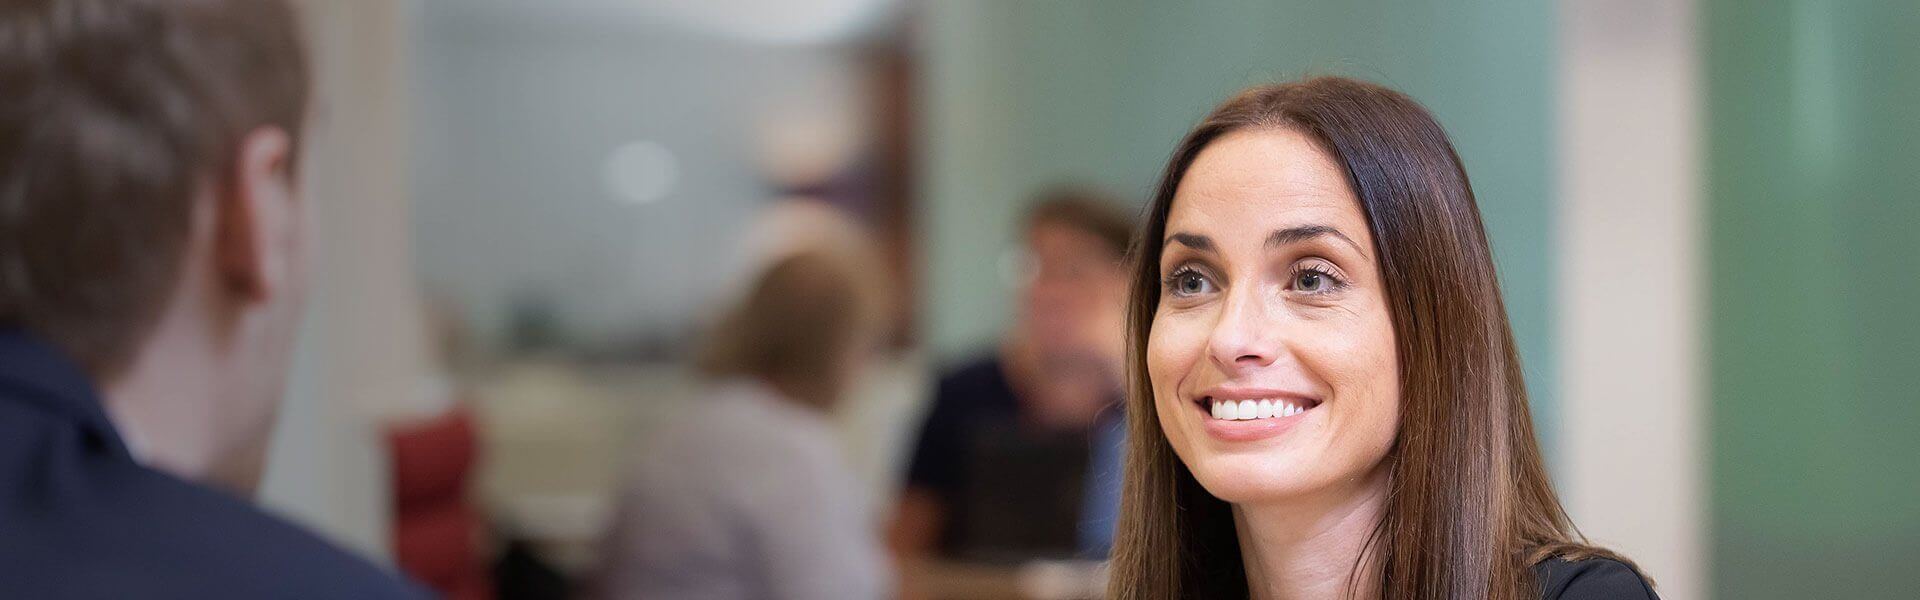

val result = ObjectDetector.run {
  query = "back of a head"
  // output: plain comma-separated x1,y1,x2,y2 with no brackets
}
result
0,0,310,378
698,249,885,411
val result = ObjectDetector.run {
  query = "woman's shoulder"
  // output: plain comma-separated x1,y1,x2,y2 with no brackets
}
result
1532,556,1659,600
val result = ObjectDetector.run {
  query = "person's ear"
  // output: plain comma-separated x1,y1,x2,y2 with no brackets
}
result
214,127,299,303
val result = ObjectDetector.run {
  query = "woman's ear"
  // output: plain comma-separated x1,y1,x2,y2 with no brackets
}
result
214,126,298,303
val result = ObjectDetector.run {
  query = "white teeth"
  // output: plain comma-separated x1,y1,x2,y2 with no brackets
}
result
1209,398,1312,421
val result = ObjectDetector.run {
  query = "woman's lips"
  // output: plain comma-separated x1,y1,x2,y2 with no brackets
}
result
1191,393,1320,442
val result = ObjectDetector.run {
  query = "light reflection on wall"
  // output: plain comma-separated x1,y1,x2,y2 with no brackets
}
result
411,0,897,357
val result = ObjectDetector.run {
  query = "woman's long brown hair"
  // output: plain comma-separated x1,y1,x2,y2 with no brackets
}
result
1106,77,1627,600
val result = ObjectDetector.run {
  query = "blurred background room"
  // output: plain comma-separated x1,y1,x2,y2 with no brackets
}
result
266,0,1917,598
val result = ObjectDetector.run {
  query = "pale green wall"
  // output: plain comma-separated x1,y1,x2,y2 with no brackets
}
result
919,0,1561,434
1707,1,1920,597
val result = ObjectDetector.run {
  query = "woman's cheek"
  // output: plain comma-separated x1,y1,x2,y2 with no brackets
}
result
1330,311,1400,460
1294,312,1398,459
1146,332,1175,411
1147,312,1190,375
1147,313,1207,416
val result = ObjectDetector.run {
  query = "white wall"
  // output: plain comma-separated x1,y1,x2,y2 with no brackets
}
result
411,1,870,350
259,0,433,561
1557,0,1704,597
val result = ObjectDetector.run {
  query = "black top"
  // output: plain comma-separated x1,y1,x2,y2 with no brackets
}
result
1534,557,1661,600
904,356,1125,560
0,330,429,599
905,358,1025,510
906,357,1083,559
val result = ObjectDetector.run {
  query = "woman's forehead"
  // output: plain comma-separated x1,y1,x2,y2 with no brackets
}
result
1167,130,1369,243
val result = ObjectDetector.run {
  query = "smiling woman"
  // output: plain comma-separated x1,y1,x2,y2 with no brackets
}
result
1106,77,1659,600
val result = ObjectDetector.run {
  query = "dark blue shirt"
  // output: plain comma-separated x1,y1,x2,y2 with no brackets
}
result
0,330,430,599
904,356,1124,560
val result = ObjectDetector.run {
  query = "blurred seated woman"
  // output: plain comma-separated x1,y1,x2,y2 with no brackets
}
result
1106,77,1658,599
592,212,892,600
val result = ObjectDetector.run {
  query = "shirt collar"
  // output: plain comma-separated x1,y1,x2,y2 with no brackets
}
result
0,328,132,458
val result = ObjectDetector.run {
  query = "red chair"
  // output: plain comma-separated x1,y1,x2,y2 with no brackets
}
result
389,404,492,600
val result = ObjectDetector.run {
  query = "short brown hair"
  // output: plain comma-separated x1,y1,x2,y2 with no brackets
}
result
0,0,311,377
1024,185,1137,257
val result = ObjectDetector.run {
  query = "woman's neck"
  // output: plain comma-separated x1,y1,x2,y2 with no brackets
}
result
1233,465,1392,600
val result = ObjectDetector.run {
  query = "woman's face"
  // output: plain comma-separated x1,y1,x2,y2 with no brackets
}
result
1147,128,1400,505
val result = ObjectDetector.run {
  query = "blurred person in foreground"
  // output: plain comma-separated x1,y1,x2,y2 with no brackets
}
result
0,0,425,597
890,189,1136,573
591,202,894,600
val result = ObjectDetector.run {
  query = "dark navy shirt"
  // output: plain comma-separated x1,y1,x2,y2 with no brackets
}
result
904,356,1124,560
0,330,430,599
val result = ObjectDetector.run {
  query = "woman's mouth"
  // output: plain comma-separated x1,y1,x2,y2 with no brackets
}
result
1191,393,1321,442
1201,396,1316,421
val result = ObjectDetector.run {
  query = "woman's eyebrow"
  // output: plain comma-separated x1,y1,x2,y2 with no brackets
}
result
1267,224,1365,256
1163,232,1213,252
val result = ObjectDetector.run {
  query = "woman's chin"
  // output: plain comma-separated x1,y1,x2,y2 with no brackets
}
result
1188,456,1322,505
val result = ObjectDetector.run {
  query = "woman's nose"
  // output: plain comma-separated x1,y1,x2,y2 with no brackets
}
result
1206,288,1281,371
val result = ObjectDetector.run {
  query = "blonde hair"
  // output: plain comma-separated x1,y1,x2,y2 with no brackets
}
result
697,205,890,410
